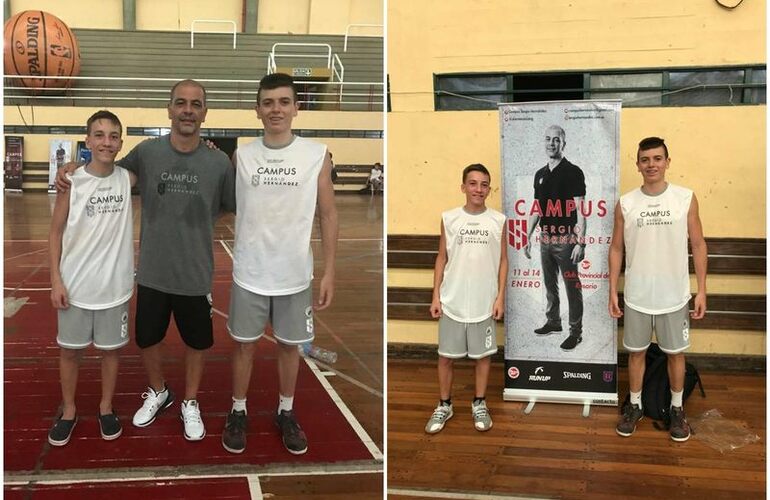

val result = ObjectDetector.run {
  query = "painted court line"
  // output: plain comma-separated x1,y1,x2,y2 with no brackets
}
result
5,466,384,486
387,488,549,500
305,356,383,461
246,474,263,500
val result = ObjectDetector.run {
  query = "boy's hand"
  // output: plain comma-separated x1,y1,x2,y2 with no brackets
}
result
55,162,79,193
691,292,707,319
430,298,442,318
314,273,334,311
51,282,69,309
608,292,622,318
493,296,505,320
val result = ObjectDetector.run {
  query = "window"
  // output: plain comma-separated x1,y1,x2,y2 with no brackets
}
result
435,66,766,110
436,74,507,110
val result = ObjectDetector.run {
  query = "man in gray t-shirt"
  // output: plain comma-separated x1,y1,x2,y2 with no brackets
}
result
58,80,235,442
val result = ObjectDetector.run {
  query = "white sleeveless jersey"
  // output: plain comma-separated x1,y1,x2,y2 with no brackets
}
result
233,136,326,295
440,207,506,322
621,183,693,314
60,166,134,309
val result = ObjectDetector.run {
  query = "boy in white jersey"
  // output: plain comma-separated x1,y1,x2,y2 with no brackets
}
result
609,137,707,442
425,164,507,434
222,73,338,455
48,110,137,446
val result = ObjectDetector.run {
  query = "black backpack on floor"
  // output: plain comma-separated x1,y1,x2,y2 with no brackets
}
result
623,343,706,427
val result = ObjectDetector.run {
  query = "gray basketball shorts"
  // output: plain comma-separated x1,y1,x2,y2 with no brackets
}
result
437,314,497,359
57,301,130,351
623,304,690,354
227,282,314,345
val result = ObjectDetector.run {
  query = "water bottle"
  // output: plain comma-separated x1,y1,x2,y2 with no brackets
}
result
299,342,338,364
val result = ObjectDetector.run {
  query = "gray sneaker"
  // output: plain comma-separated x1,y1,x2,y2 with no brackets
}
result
472,400,492,431
616,401,643,437
424,403,453,434
669,406,691,442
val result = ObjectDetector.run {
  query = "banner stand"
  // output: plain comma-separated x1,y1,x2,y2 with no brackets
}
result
500,100,621,409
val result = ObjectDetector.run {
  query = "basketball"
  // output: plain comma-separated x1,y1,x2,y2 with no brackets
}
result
3,10,81,89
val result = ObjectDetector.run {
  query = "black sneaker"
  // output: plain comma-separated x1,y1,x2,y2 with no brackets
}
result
560,334,582,350
222,410,248,454
534,322,563,335
669,406,691,442
275,410,308,455
48,415,77,446
616,401,643,437
98,411,122,440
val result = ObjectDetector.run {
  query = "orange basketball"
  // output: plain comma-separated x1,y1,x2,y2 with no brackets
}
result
4,10,81,89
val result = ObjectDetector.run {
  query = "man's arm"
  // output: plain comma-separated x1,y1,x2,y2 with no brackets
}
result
493,220,508,320
49,189,71,309
430,221,448,319
571,195,587,263
687,194,708,319
315,151,338,311
608,201,624,318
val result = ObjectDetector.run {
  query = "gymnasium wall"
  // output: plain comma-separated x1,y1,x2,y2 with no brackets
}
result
8,0,383,34
386,1,766,355
4,106,382,168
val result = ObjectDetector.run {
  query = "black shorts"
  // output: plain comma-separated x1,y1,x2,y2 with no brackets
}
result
135,285,213,350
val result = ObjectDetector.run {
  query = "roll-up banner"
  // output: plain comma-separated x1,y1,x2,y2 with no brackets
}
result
4,136,24,192
500,100,620,406
49,140,72,193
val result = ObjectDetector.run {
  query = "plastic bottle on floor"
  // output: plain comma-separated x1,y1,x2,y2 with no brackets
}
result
298,342,338,364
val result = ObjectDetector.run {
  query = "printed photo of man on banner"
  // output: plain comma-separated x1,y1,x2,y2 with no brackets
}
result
48,140,72,193
500,100,620,407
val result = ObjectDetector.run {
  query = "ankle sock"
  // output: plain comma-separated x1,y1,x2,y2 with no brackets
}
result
630,390,642,409
472,396,485,406
278,394,294,414
232,397,247,414
670,389,683,408
440,398,452,407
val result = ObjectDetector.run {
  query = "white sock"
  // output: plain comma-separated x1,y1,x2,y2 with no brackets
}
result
278,394,294,414
671,389,683,408
630,391,642,409
232,397,247,414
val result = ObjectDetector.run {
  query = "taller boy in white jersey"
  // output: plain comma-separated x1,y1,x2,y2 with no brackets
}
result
609,137,707,442
48,110,136,446
425,164,507,434
222,73,338,455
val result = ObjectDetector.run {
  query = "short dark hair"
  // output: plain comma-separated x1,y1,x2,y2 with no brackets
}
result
637,136,669,160
169,79,207,106
258,73,298,102
462,163,490,183
86,110,122,136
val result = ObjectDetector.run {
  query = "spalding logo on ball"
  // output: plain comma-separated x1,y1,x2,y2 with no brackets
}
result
4,10,81,89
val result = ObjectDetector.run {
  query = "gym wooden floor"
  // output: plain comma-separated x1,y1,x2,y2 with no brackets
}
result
388,359,765,499
4,192,383,499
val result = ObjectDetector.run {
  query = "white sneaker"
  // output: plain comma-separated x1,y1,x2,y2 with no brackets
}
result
424,403,453,434
133,385,174,427
472,400,493,431
181,400,206,441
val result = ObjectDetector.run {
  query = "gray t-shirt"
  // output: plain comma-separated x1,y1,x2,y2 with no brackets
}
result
119,135,236,295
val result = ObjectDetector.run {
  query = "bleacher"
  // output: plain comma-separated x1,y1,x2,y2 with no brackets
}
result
4,29,383,111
